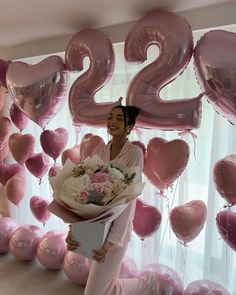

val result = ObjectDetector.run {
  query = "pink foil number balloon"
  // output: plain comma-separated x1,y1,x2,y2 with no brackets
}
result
30,195,51,224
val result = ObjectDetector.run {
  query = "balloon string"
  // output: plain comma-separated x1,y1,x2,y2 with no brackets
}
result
178,130,198,162
180,244,187,285
74,126,80,145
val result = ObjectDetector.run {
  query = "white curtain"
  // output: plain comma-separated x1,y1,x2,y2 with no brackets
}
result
6,24,236,294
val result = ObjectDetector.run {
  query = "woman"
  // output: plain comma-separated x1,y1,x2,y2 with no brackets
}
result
66,105,172,294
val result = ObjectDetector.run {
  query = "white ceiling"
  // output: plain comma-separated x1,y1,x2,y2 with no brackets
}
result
1,0,236,60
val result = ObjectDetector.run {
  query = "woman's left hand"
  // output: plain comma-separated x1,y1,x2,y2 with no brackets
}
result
92,241,114,263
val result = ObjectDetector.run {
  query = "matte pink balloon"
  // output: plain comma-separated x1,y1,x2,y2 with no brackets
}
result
119,255,139,279
141,263,184,295
147,137,189,187
194,30,236,125
0,86,6,111
30,195,51,224
125,10,202,130
213,154,236,206
61,144,80,165
0,116,11,146
9,103,29,131
0,163,24,185
80,134,105,160
9,225,44,261
40,128,68,161
170,200,207,244
9,133,35,164
131,140,146,155
65,29,121,127
25,152,50,181
133,198,162,240
37,230,67,270
6,55,69,129
0,140,9,161
0,217,18,254
0,59,10,88
5,173,26,205
48,164,62,177
184,279,230,295
63,251,90,284
216,210,236,252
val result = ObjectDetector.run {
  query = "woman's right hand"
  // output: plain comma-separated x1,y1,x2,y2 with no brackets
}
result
65,226,80,251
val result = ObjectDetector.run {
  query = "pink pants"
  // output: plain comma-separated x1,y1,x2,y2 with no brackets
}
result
84,240,158,295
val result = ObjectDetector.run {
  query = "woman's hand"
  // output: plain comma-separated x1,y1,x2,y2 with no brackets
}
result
65,226,80,251
92,241,114,264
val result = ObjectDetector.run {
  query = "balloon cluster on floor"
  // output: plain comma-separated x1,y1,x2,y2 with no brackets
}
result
0,8,235,294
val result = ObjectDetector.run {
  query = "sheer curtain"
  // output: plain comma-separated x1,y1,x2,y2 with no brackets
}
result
7,24,236,294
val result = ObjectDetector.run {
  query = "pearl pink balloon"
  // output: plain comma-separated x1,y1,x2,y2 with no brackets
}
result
184,279,230,295
0,116,11,146
6,55,69,129
119,255,139,279
37,230,67,270
9,225,44,261
9,103,29,131
40,128,69,161
194,30,236,125
0,86,6,111
5,173,26,205
25,152,50,180
170,200,207,244
48,164,62,177
0,59,10,88
65,29,121,127
147,137,189,187
63,251,90,285
9,133,35,164
141,263,184,295
30,195,51,224
61,144,80,165
125,10,202,131
0,163,24,185
216,210,236,252
0,217,18,254
213,154,236,206
133,198,162,240
80,134,105,160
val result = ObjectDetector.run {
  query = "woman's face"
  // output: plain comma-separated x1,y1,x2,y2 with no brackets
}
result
107,108,127,138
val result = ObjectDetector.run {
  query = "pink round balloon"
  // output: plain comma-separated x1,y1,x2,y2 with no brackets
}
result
170,200,207,244
184,279,230,295
30,195,51,224
9,225,44,261
0,116,11,146
65,29,121,127
141,263,184,295
6,55,69,129
125,10,202,130
61,144,80,165
119,255,139,279
0,217,18,254
63,251,90,285
194,30,236,125
48,164,62,177
5,173,26,205
133,198,162,240
37,230,67,270
0,163,24,185
25,152,50,181
80,134,105,160
216,210,236,252
9,133,35,164
213,154,236,206
9,103,29,131
147,137,189,187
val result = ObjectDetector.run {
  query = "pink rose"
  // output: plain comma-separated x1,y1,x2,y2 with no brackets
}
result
79,190,88,202
90,172,111,183
92,183,103,193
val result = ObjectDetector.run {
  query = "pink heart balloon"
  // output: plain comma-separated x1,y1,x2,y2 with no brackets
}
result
40,128,68,161
0,163,24,185
170,200,207,244
0,140,9,161
25,152,50,181
0,116,11,146
61,144,80,165
9,103,29,131
48,164,62,177
194,30,236,125
9,133,35,164
30,195,51,224
147,137,189,187
213,154,236,206
0,86,6,111
80,134,105,160
184,279,230,295
6,55,69,129
5,173,26,205
216,210,236,252
0,59,10,88
133,198,162,240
